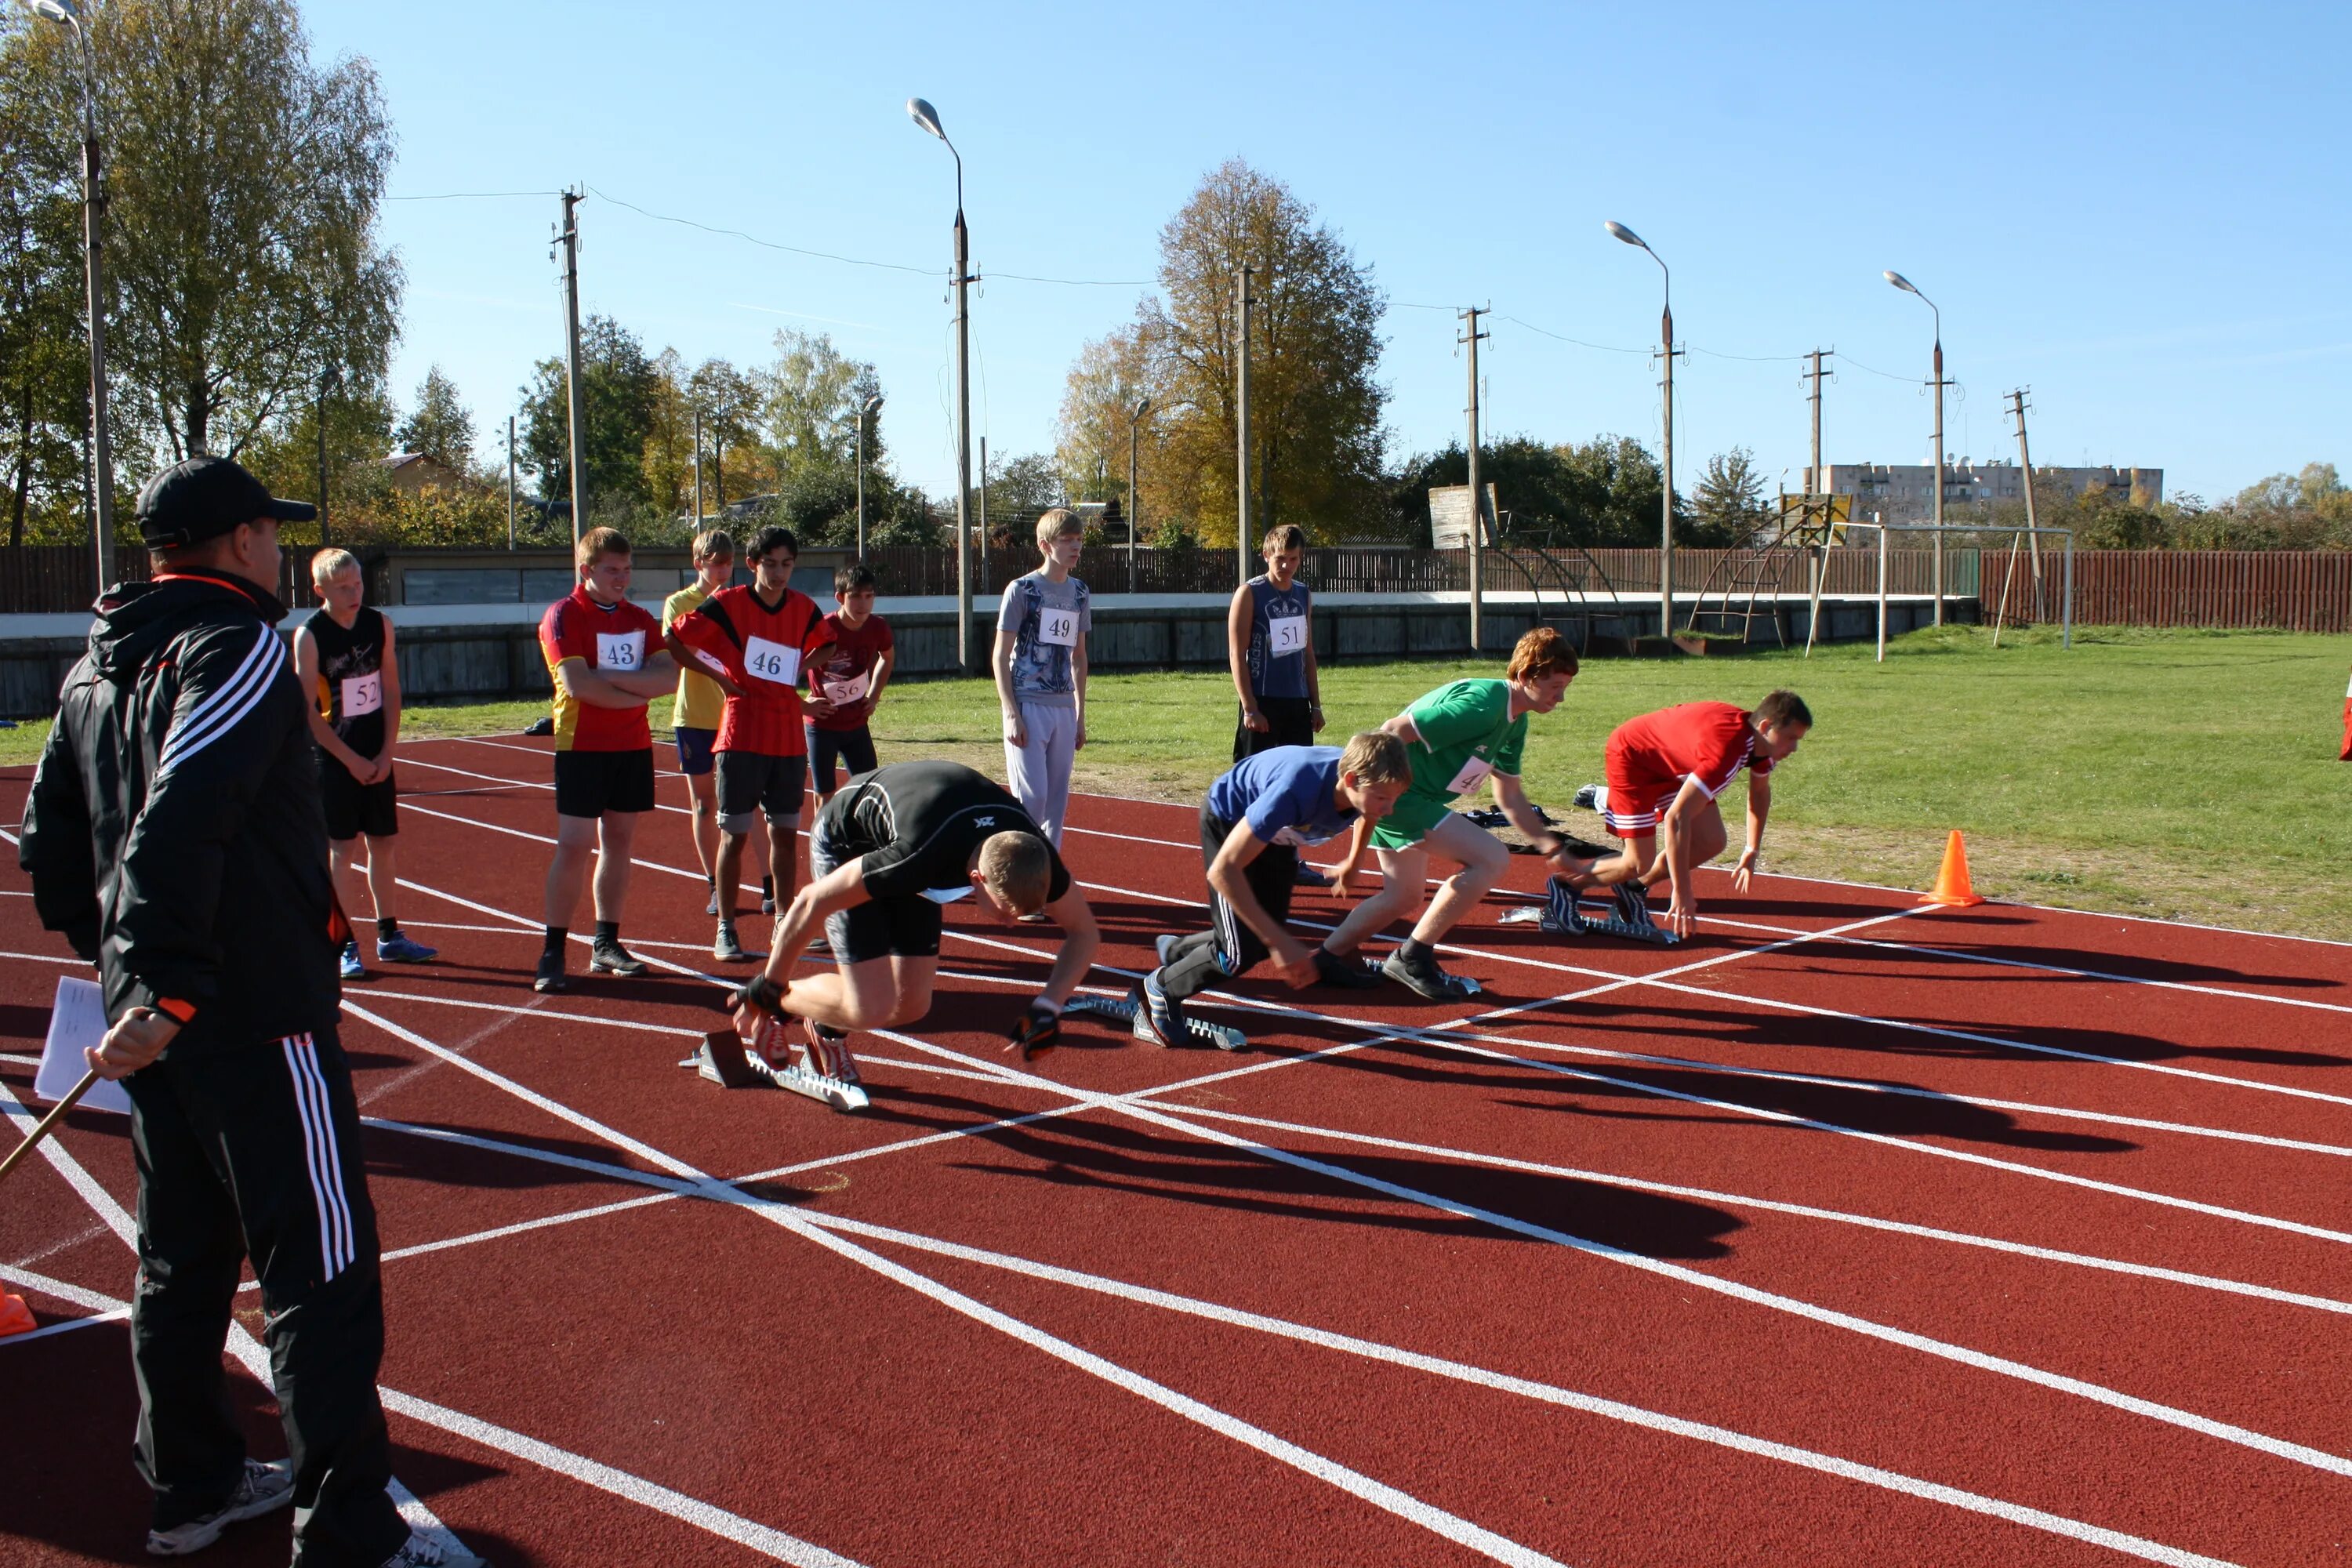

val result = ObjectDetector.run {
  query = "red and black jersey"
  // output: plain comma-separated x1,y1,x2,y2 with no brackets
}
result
675,583,833,756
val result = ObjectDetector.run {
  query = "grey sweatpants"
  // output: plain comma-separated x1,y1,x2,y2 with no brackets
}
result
1004,700,1076,846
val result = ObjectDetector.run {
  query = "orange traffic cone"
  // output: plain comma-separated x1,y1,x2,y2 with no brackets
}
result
0,1290,35,1338
1920,830,1985,908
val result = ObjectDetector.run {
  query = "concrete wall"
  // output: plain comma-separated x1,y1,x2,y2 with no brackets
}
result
0,592,1966,719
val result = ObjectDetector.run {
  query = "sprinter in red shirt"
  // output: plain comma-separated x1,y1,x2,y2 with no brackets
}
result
1570,690,1812,938
673,525,836,961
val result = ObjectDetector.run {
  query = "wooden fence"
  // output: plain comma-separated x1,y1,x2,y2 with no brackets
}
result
0,544,332,612
2066,550,2352,633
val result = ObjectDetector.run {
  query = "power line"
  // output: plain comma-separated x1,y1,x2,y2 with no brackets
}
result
1689,344,1804,363
384,190,562,201
1497,314,1648,356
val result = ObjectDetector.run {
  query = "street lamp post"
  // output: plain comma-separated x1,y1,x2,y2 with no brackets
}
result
1127,396,1150,593
854,393,883,561
1885,270,1947,626
1607,221,1675,637
908,96,976,673
32,0,115,590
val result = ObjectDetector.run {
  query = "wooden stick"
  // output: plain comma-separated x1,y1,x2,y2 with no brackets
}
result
0,1066,100,1185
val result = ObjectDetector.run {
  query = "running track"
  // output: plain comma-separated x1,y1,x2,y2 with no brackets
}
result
3,733,2349,1567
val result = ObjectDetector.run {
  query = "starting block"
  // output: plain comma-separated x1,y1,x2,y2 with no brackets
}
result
1499,877,1681,946
681,1022,870,1113
1063,994,1247,1052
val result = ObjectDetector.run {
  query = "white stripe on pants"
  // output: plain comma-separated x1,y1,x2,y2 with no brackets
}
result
1004,701,1076,847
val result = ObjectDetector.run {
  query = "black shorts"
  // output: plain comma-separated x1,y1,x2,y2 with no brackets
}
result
810,815,942,964
717,750,808,828
319,757,398,841
807,724,879,795
673,725,717,778
553,748,657,819
1234,696,1316,762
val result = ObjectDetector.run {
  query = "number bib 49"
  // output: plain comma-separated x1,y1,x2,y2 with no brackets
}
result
745,635,801,684
1446,756,1495,795
596,630,645,671
1266,614,1306,657
339,670,383,719
1037,608,1079,648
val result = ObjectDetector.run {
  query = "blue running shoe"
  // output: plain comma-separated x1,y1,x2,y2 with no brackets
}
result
338,940,365,981
376,932,438,964
1131,973,1185,1047
1613,880,1656,930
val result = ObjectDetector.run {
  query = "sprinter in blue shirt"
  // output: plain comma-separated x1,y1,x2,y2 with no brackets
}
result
1131,731,1412,1047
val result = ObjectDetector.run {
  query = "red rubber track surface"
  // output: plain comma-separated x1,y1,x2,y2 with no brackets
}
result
5,734,2350,1567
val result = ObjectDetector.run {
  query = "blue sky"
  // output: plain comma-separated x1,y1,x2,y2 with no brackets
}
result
310,0,2349,507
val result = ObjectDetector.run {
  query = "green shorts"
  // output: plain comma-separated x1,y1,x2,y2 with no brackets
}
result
1370,789,1456,852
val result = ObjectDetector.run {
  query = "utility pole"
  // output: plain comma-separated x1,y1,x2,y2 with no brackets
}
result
1460,307,1489,652
316,369,331,547
506,415,517,550
952,200,976,671
1930,334,1949,625
1802,348,1833,629
2006,387,2043,606
1127,396,1150,594
977,437,989,584
557,190,587,541
691,409,703,528
1805,349,1832,491
1658,297,1680,636
1236,263,1255,586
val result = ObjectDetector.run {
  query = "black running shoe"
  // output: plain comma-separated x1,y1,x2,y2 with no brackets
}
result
1312,948,1382,989
1380,946,1479,1000
1292,861,1330,887
589,938,648,976
532,951,568,994
1613,880,1656,929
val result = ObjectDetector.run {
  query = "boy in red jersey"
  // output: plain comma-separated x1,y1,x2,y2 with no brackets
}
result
1568,690,1812,939
673,525,836,962
806,561,895,804
535,528,678,993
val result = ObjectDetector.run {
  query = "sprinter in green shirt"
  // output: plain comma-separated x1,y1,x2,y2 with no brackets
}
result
1326,626,1584,997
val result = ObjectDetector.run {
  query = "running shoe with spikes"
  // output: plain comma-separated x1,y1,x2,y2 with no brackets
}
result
1312,947,1382,989
712,920,750,963
588,937,648,977
1613,880,1657,931
144,1457,293,1555
1379,946,1483,1000
376,1530,488,1568
1131,973,1185,1047
1541,875,1588,935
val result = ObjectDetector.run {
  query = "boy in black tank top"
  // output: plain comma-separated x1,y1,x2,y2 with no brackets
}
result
292,550,436,978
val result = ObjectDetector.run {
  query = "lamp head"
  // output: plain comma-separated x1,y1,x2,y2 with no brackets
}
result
1604,220,1649,252
906,97,947,142
1133,396,1152,419
28,0,82,25
862,394,884,417
1884,270,1920,296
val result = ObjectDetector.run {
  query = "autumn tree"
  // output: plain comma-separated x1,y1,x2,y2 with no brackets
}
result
518,314,662,527
1062,159,1388,546
394,366,476,473
0,17,86,545
1690,446,1769,546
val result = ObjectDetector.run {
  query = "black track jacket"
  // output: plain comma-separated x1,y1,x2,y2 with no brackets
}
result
20,570,340,1055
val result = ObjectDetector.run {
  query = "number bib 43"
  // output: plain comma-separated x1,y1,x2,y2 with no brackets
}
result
596,630,645,671
745,635,801,684
1037,608,1079,648
339,670,383,719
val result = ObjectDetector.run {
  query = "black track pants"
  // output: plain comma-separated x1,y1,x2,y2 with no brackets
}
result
1159,801,1298,1002
125,1023,408,1566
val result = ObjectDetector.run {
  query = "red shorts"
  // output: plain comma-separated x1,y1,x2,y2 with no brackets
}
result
1602,737,1682,840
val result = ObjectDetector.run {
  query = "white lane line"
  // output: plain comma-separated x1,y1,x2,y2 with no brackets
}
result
1139,1104,2352,1317
0,948,84,965
377,1388,866,1568
0,1078,468,1552
879,1028,2352,1483
395,753,695,819
288,1107,2252,1568
339,1003,1573,1568
2,1262,128,1314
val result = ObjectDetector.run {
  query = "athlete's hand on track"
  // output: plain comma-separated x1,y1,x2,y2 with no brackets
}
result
1271,938,1319,990
89,1007,177,1080
1732,849,1759,895
1005,1001,1060,1060
1002,711,1027,749
1664,893,1698,940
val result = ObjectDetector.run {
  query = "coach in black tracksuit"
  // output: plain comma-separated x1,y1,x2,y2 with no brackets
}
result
21,458,414,1566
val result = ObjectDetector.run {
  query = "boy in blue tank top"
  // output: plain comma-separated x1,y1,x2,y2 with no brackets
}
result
1228,524,1327,885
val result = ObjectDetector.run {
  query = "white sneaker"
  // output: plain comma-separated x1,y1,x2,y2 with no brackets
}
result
144,1457,292,1555
381,1530,488,1568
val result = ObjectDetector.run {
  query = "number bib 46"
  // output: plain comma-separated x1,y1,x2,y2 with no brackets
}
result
1038,608,1079,648
596,630,645,671
745,636,801,684
339,670,383,719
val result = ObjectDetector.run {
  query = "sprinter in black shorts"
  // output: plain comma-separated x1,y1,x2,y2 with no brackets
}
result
731,760,1101,1078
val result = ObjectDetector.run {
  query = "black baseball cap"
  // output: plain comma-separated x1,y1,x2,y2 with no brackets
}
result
135,456,316,547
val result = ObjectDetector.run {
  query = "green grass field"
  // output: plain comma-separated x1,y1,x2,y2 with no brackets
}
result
6,625,2347,938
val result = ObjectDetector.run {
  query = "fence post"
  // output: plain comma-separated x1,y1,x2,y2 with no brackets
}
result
2062,533,2074,649
1875,524,1889,663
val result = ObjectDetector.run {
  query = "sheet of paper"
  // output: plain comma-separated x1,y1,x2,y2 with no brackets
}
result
35,975,132,1114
